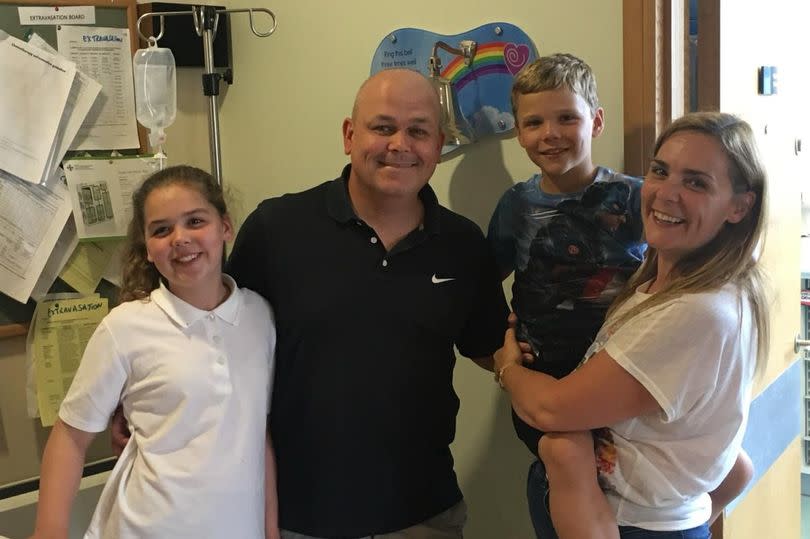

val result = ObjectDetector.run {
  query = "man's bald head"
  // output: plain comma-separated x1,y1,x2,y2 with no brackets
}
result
351,69,442,122
341,68,445,206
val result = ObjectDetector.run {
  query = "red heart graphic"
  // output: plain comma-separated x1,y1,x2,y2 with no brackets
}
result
504,42,530,76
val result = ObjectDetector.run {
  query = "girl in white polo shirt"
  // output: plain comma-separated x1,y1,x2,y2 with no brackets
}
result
31,165,279,539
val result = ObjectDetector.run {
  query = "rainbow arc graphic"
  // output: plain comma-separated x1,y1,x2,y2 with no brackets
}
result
440,42,510,91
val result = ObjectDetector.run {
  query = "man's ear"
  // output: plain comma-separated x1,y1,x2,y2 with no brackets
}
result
592,107,605,138
342,118,354,156
728,191,756,224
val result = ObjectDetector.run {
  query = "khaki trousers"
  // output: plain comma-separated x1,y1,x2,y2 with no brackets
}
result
280,500,467,539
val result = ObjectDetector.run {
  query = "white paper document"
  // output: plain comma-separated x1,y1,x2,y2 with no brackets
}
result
63,156,161,239
0,32,76,184
101,241,125,286
30,216,80,301
0,167,72,303
57,25,139,150
28,33,102,154
60,240,122,294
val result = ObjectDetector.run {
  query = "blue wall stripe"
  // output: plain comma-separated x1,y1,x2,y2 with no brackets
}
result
727,358,802,513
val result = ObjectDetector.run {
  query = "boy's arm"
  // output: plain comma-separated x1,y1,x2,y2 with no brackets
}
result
628,177,646,241
487,190,517,280
265,431,280,539
31,419,96,539
709,450,754,524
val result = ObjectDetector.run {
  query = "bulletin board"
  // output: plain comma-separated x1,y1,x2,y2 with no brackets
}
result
0,0,144,338
0,0,145,502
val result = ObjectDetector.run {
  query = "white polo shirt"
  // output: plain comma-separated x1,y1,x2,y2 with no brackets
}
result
59,275,276,539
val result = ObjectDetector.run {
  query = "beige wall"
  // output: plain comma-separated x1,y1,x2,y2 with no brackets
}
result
216,1,624,537
219,0,625,228
1,2,626,537
6,1,802,537
715,0,809,537
724,442,801,539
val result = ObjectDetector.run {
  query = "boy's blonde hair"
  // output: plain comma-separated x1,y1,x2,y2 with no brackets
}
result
511,53,599,118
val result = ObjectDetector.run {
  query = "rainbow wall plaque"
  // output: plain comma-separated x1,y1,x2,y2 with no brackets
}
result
371,22,538,155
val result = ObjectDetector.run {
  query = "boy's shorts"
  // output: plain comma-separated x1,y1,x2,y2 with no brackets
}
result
511,329,594,455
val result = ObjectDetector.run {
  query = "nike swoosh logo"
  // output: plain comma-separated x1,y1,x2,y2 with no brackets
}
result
432,274,456,284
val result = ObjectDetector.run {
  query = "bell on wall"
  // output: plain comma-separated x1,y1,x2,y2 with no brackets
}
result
428,40,476,146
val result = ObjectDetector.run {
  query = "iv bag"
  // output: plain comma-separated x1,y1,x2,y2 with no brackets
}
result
133,40,177,148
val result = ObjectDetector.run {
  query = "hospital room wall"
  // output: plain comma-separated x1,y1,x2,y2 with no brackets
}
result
0,2,624,538
210,2,625,537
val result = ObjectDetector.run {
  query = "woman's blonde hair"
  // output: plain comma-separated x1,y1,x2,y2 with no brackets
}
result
607,111,770,374
118,165,227,303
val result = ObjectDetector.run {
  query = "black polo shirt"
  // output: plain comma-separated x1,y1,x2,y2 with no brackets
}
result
227,165,508,538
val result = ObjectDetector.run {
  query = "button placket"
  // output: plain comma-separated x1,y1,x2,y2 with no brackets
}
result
206,314,227,368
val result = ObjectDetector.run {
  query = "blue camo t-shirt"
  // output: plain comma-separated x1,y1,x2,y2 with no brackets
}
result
487,167,646,356
487,167,647,452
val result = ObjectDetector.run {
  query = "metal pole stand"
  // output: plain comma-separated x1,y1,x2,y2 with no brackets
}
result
136,6,277,187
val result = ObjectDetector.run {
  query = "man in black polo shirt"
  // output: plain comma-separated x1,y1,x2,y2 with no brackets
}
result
227,69,508,539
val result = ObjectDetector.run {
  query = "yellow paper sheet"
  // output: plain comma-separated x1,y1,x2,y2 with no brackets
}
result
33,296,107,426
59,241,121,294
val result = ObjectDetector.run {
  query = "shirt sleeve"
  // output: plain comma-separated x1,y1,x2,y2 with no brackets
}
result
227,202,273,299
487,189,517,276
59,319,129,433
603,293,740,422
456,236,509,359
627,178,645,242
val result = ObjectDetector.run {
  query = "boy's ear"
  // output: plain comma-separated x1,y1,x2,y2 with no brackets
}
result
592,107,605,138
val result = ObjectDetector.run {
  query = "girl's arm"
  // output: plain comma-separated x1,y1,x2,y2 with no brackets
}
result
31,419,96,539
265,432,280,539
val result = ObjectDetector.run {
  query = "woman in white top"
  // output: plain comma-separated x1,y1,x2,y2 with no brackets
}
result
31,165,279,539
494,112,769,539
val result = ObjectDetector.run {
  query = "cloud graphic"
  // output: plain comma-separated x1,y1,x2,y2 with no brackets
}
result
471,105,514,135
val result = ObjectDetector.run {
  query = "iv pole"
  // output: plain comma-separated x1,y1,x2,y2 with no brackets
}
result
136,6,277,186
